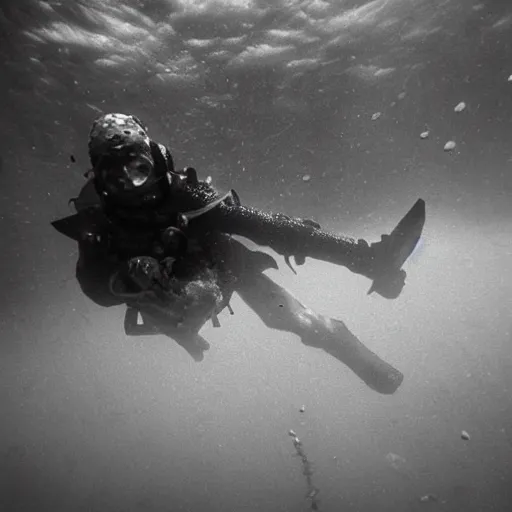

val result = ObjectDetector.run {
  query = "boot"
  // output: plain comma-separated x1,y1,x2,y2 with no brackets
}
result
317,318,404,394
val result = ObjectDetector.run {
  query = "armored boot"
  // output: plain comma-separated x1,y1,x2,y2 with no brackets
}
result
205,198,426,299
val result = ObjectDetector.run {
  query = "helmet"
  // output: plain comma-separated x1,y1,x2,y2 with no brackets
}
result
88,113,171,207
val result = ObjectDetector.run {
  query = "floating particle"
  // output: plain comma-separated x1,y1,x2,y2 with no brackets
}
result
461,430,470,441
420,131,429,139
454,102,466,112
419,494,438,503
302,174,311,182
299,405,305,413
508,75,512,82
288,429,297,437
386,452,406,470
371,112,382,121
444,141,456,151
397,92,406,100
307,488,319,499
86,103,103,114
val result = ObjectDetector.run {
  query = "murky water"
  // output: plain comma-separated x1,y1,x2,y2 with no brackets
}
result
1,1,511,511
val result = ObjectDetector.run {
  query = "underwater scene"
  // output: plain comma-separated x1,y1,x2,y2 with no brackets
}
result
1,1,511,511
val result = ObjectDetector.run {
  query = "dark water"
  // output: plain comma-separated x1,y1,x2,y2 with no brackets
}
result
1,1,511,511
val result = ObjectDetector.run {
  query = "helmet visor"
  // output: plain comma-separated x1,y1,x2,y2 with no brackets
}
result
101,154,154,194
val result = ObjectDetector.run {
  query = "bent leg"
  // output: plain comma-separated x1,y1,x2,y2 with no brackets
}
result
235,273,403,394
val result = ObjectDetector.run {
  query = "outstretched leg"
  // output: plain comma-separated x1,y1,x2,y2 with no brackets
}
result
233,261,403,394
208,198,425,299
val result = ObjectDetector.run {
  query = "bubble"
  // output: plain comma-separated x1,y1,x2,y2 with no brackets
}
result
454,102,466,112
